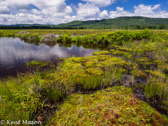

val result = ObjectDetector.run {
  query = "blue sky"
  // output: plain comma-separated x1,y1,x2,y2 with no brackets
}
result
0,0,168,25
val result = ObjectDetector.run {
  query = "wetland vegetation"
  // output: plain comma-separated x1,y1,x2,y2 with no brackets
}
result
0,29,168,125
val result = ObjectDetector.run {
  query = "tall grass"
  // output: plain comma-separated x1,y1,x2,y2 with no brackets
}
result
0,74,42,121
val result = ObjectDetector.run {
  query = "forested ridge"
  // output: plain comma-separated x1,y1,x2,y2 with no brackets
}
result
1,16,168,29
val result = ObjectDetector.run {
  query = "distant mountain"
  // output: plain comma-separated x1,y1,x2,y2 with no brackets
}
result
1,16,168,29
55,16,168,29
0,24,55,29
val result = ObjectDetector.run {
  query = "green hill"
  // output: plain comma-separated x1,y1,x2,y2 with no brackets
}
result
1,16,168,29
55,16,168,29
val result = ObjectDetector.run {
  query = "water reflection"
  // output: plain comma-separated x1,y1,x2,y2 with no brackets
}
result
0,37,99,77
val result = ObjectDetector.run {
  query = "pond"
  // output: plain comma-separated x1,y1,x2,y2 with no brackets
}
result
0,37,99,77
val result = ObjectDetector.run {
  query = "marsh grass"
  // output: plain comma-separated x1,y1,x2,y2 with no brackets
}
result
0,74,42,121
144,76,168,99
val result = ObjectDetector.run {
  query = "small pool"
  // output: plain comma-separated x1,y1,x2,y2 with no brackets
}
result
0,37,99,77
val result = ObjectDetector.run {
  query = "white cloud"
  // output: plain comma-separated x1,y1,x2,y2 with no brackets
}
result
133,4,168,18
3,0,66,12
0,0,73,24
82,0,116,7
0,1,10,14
116,7,124,12
76,3,100,18
1,1,168,25
134,4,160,16
99,10,109,19
108,4,168,19
109,7,133,18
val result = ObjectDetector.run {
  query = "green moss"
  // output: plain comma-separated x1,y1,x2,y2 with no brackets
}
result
109,45,120,49
135,57,149,63
134,58,159,69
93,51,110,55
131,70,148,79
85,68,104,76
118,47,132,52
109,49,116,52
149,70,166,79
54,53,128,92
119,68,128,74
84,58,99,68
62,61,83,70
48,86,167,126
70,57,88,63
111,50,125,56
97,55,110,61
26,61,50,68
163,64,168,74
99,57,127,68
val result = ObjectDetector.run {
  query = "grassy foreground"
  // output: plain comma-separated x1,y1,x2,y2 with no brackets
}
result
0,29,168,125
48,86,167,126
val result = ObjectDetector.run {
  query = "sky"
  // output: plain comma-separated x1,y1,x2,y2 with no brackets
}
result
0,0,168,25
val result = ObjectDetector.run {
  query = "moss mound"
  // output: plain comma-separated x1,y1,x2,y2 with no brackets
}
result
48,86,168,126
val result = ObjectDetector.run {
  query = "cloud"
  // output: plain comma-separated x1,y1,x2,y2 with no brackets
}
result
0,0,73,24
0,1,10,14
99,10,109,19
133,4,168,18
109,7,133,18
76,3,100,18
1,1,168,25
108,4,168,19
3,0,66,12
82,0,116,7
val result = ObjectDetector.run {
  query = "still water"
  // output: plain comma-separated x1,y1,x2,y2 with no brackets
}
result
0,37,99,77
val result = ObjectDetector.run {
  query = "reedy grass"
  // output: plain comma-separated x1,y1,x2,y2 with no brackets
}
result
144,76,168,99
0,74,43,121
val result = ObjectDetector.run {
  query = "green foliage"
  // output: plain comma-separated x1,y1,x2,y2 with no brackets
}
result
97,34,109,44
16,33,40,45
57,33,72,43
55,30,154,46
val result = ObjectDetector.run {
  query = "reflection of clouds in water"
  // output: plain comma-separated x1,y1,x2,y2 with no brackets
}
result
79,47,97,57
0,38,68,66
0,38,99,69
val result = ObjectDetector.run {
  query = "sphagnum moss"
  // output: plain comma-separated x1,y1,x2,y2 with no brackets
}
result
48,86,168,126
